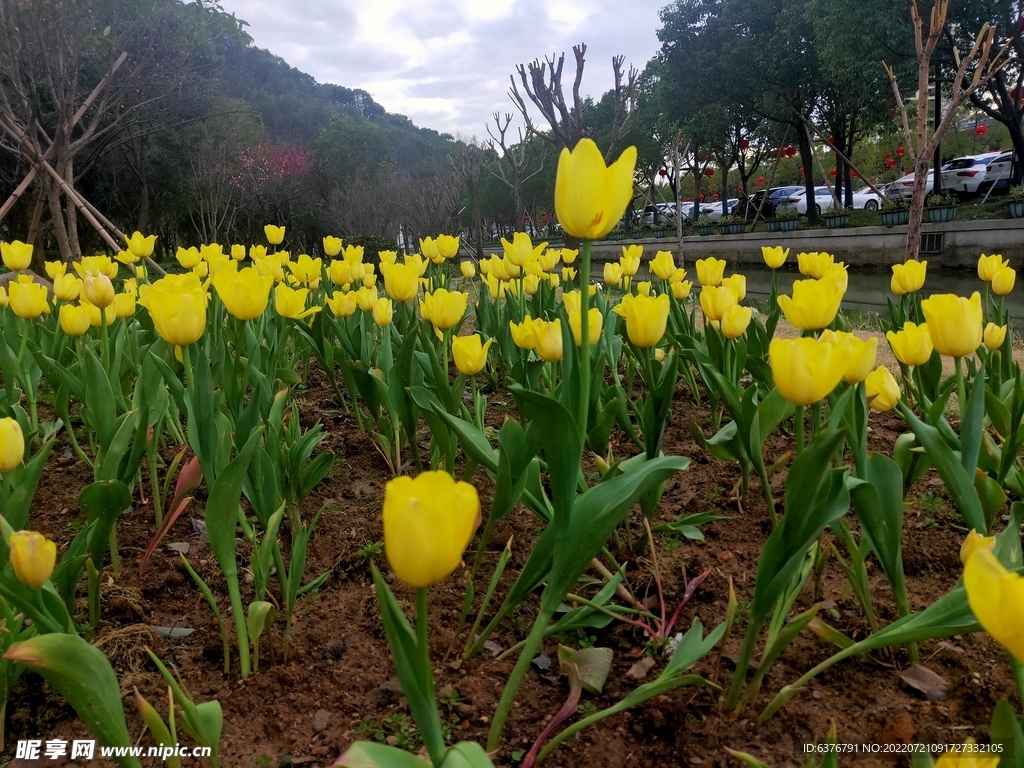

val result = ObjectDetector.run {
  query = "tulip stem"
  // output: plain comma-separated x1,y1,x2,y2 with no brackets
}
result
99,306,110,372
1009,655,1024,709
487,604,556,753
795,406,805,455
954,356,967,423
578,239,592,441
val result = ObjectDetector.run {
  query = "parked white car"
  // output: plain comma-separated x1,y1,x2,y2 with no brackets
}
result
699,199,739,220
777,185,837,215
940,152,1002,196
889,169,937,200
979,151,1015,195
851,185,886,210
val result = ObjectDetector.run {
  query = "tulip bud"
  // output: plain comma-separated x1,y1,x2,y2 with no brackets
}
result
984,323,1007,351
864,366,901,412
231,244,247,261
0,417,25,472
322,235,343,257
264,224,286,245
452,334,493,375
372,297,393,327
9,531,56,589
1,240,32,271
461,261,476,279
83,274,115,309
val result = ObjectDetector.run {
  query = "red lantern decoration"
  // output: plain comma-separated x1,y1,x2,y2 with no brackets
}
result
704,168,715,178
975,124,988,136
540,211,548,220
896,146,905,156
887,159,896,168
739,138,750,150
799,167,804,174
699,194,705,201
713,193,720,201
830,169,837,177
851,171,858,178
659,168,668,177
785,146,798,158
883,153,891,159
757,176,765,184
827,136,835,144
685,197,692,202
737,186,744,193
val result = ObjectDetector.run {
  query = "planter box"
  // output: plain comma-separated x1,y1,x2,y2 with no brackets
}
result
631,230,643,239
654,229,667,238
1010,200,1024,219
765,218,798,232
927,206,957,223
824,214,849,229
717,223,745,235
696,225,714,236
881,209,909,227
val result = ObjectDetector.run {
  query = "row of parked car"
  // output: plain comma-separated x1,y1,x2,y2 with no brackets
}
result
638,150,1018,225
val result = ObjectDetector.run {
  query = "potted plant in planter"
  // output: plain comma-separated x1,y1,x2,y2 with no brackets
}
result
880,195,910,227
1009,186,1024,218
765,206,799,232
695,216,714,236
926,192,957,223
822,204,850,229
716,214,746,235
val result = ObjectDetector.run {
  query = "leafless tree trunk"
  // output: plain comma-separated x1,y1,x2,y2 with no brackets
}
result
486,112,546,229
884,0,1007,262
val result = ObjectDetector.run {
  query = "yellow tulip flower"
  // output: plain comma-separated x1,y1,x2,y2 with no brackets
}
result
192,261,209,279
322,235,343,257
672,280,693,300
419,236,440,263
964,547,1024,663
796,251,834,279
921,292,983,358
264,224,286,245
978,253,1008,282
342,244,364,263
562,266,577,282
561,248,579,264
250,244,268,260
992,264,1016,296
533,319,564,362
83,274,115,309
125,231,157,259
176,246,202,270
721,304,752,339
59,304,91,336
649,250,676,280
483,274,506,299
603,262,623,288
355,285,378,312
0,286,7,307
890,260,927,295
437,234,460,259
655,348,666,362
695,257,726,287
113,292,136,319
934,740,998,768
548,273,560,289
378,249,398,265
420,289,468,330
984,322,1007,350
761,245,789,269
460,261,476,279
1,240,32,271
821,330,878,384
452,334,493,375
777,277,844,331
383,471,479,588
864,366,901,412
539,248,561,272
138,274,207,346
74,255,118,279
9,530,56,590
44,260,66,280
622,293,670,348
768,337,846,406
523,273,541,296
722,273,746,302
886,322,934,367
960,530,996,565
501,232,545,268
568,307,603,347
213,267,274,320
561,287,594,313
700,284,738,322
231,244,247,261
372,297,393,327
9,279,49,319
554,137,636,240
501,256,521,279
53,273,82,302
0,417,25,472
620,244,642,277
287,254,323,288
329,259,353,288
255,252,288,283
636,281,652,297
325,290,358,318
510,317,538,350
275,284,322,320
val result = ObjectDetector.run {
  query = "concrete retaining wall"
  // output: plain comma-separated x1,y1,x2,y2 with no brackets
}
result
589,217,1024,269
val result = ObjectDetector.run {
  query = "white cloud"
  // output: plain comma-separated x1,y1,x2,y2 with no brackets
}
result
219,0,665,139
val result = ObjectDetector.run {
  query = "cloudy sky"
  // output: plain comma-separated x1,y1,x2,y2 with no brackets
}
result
217,0,667,139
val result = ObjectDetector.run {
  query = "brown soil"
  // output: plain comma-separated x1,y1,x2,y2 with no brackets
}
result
5,369,1018,768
